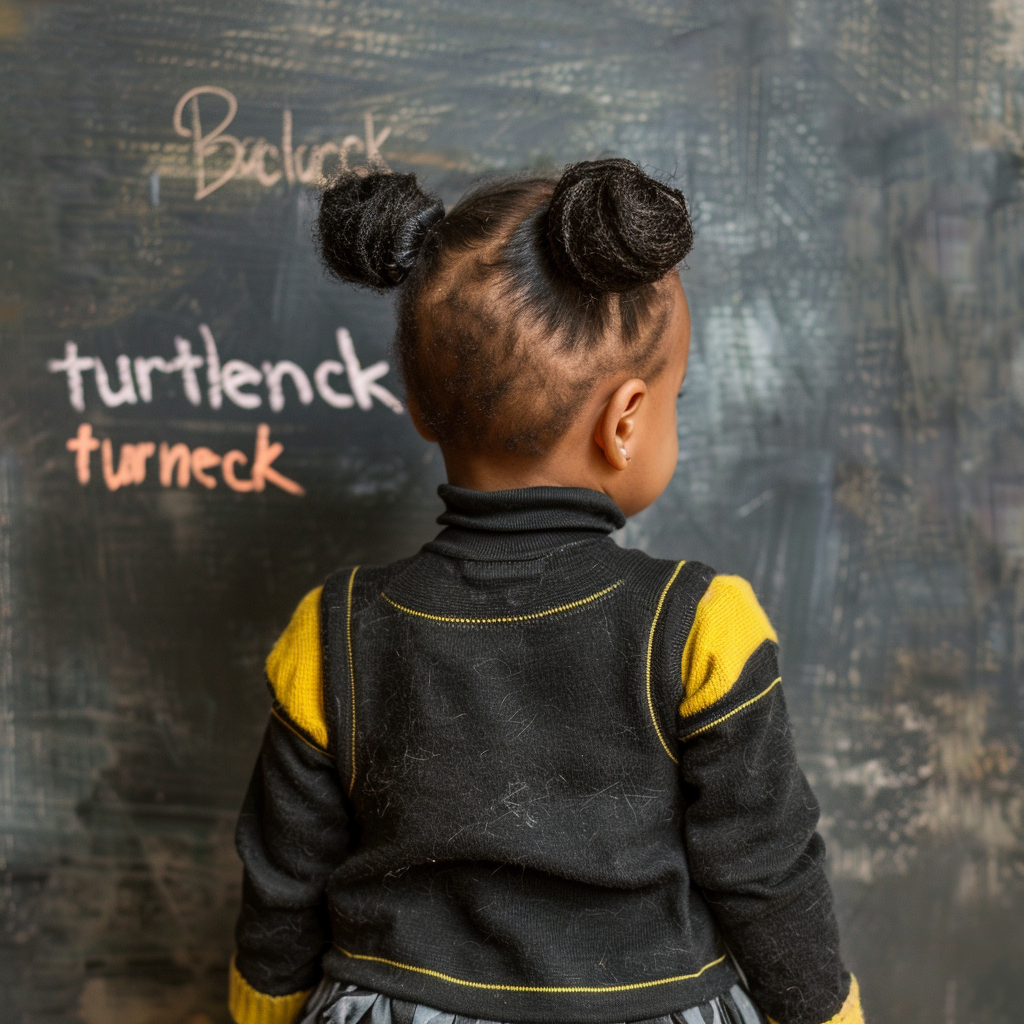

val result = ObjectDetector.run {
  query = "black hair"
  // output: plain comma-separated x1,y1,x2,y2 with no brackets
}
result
315,158,693,456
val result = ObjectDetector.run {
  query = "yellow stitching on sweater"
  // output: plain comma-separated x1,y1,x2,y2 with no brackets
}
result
645,561,686,765
270,707,329,756
346,567,359,796
379,581,623,624
334,947,726,993
678,676,782,741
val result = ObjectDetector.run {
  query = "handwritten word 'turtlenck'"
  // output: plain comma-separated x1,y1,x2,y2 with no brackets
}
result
48,328,403,415
66,422,304,495
173,87,391,200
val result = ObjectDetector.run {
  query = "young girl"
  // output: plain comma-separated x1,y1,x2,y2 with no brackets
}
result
228,160,864,1024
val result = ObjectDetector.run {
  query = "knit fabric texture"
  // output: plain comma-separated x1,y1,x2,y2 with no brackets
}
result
229,955,313,1024
679,575,777,718
233,485,854,1024
769,977,864,1024
265,586,327,749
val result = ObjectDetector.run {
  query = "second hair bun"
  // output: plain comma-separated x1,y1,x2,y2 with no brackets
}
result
546,158,693,294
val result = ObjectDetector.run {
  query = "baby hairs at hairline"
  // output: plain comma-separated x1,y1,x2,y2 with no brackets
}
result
315,158,694,457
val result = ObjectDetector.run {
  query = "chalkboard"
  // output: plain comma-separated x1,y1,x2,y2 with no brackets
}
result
1,2,1023,1023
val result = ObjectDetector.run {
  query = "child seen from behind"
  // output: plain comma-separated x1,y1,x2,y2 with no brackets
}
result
229,159,865,1024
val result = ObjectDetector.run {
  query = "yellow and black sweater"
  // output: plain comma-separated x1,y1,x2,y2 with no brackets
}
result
231,485,864,1024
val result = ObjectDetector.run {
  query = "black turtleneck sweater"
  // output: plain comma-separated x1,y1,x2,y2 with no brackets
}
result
231,486,854,1024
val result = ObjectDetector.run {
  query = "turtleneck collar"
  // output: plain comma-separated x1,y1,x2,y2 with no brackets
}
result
424,484,626,561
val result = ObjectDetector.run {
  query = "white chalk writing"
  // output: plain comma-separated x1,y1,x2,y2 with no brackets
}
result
172,87,391,200
48,327,403,415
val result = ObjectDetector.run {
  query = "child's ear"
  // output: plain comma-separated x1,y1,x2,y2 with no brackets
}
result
594,379,647,470
407,392,438,443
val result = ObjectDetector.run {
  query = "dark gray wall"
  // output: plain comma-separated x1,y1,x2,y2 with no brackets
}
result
1,1,1022,1022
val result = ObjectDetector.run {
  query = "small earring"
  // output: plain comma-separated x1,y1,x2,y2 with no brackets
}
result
618,444,630,462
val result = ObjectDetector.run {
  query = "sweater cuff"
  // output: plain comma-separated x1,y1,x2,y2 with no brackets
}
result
768,975,864,1024
228,955,314,1024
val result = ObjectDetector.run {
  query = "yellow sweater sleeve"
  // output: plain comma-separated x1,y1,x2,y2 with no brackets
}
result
229,955,313,1024
768,975,865,1024
265,586,327,750
679,574,777,718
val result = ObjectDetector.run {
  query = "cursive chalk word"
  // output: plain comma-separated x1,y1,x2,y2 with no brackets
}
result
66,422,304,495
172,86,391,200
48,327,403,415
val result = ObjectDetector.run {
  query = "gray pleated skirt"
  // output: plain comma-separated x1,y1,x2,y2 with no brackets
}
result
296,980,766,1024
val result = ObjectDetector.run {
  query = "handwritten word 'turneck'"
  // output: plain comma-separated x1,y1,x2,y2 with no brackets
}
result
66,423,304,495
172,87,391,200
48,328,403,415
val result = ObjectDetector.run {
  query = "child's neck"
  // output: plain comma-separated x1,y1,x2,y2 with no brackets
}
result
442,446,603,495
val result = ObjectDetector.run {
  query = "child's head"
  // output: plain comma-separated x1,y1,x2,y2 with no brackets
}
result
316,159,693,515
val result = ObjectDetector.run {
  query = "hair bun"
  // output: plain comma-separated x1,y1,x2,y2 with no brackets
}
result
316,171,445,290
546,158,693,294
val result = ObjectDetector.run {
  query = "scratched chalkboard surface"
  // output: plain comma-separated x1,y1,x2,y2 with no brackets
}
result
1,1,1023,1022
